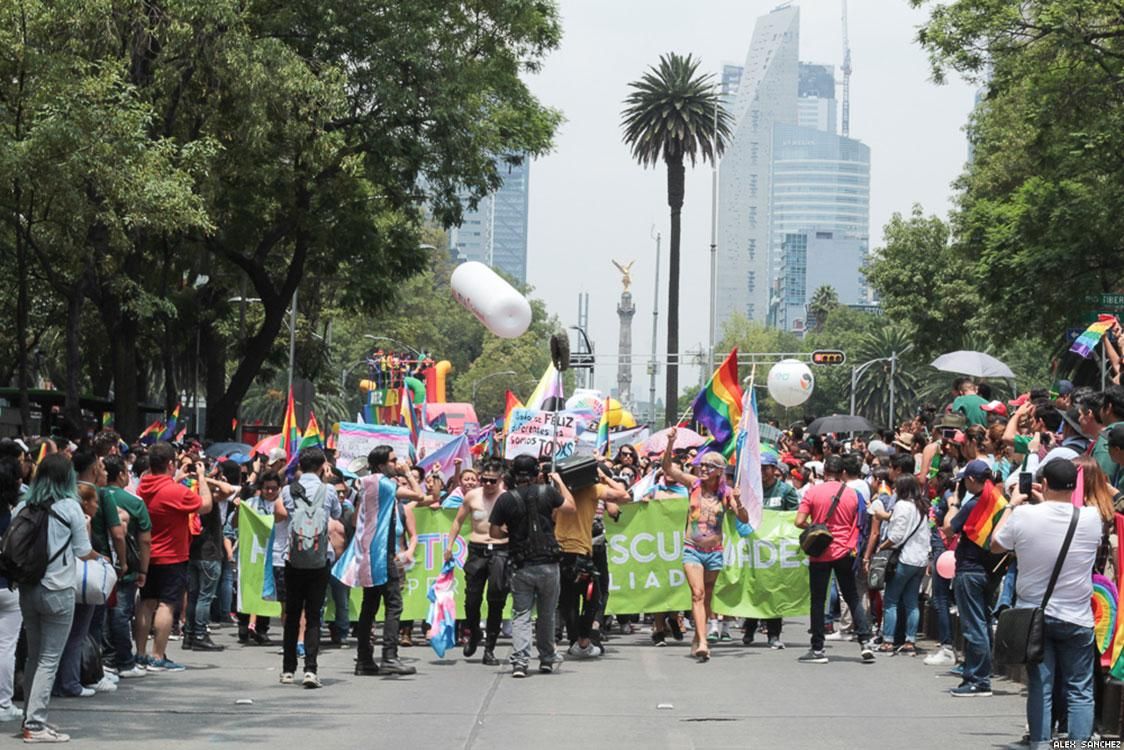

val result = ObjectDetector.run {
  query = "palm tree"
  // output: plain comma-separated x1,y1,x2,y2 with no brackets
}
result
808,285,839,333
852,324,919,430
621,53,731,426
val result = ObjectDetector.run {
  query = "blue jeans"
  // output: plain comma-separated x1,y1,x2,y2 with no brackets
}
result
53,603,95,696
212,559,235,621
1027,617,1094,746
328,577,351,631
995,560,1018,614
930,551,954,646
827,575,840,627
108,580,138,669
881,562,924,645
954,569,992,689
20,586,75,730
187,559,222,640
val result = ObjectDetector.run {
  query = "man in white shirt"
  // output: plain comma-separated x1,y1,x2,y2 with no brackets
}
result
992,459,1101,750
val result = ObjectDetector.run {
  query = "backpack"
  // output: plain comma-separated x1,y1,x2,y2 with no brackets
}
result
0,500,67,587
287,481,330,569
510,485,561,567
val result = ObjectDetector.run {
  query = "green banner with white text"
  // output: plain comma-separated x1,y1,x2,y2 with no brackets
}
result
237,504,282,618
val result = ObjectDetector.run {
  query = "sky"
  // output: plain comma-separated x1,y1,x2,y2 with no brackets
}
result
521,0,976,408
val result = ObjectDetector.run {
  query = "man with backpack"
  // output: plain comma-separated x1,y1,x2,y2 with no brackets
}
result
488,454,576,678
278,448,341,688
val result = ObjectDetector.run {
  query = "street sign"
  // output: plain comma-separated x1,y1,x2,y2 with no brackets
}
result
570,353,595,369
1085,293,1124,312
811,350,847,366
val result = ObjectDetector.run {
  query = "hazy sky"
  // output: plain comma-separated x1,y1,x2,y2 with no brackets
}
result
522,0,975,408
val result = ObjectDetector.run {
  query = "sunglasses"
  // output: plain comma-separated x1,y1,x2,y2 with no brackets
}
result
480,477,499,485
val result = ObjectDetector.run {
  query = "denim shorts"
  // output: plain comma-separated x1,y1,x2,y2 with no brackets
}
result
682,545,724,571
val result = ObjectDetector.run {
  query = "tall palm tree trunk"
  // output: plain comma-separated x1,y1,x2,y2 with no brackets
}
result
664,153,685,426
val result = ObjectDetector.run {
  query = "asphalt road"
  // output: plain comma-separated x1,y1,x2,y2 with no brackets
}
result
24,619,1027,749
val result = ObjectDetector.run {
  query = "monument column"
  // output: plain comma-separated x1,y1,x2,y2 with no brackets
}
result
614,260,636,406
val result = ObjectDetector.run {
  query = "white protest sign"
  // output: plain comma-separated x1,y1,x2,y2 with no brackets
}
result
503,408,583,461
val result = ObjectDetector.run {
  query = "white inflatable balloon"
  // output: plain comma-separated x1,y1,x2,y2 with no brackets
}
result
767,359,815,407
450,261,532,339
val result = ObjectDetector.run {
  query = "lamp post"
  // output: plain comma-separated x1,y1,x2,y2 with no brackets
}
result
649,226,660,428
470,370,518,403
570,325,595,388
849,345,913,426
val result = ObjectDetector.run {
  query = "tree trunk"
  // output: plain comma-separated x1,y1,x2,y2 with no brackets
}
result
15,210,31,433
63,283,85,434
206,300,288,438
109,318,141,439
202,322,230,440
664,154,686,426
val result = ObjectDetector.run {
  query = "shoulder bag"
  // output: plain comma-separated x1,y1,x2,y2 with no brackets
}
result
799,484,846,557
993,505,1079,666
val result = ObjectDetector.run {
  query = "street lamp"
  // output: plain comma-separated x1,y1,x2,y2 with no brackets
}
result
849,344,914,427
470,370,518,403
569,325,594,388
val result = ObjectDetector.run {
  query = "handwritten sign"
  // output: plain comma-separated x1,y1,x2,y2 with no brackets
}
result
504,408,583,460
335,422,412,471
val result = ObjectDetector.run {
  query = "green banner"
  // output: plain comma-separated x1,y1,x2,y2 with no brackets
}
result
604,499,810,618
237,504,281,618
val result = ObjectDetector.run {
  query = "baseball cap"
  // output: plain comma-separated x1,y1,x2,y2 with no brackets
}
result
867,439,890,455
961,459,991,482
267,447,286,463
760,452,780,468
1041,457,1078,490
1107,424,1124,450
1055,379,1075,397
981,400,1008,418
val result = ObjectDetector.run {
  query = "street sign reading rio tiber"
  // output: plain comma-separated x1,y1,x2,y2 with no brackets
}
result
811,350,847,366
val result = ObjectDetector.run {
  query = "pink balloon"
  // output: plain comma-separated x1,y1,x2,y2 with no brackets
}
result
935,550,956,579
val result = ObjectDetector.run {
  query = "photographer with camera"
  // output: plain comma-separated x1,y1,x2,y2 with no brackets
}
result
488,454,576,678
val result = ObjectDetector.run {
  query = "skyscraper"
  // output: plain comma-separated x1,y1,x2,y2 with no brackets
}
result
715,4,800,332
717,4,871,333
447,157,531,282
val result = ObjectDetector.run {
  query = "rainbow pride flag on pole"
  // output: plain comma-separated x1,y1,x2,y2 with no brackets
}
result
1071,314,1118,359
138,420,165,445
963,480,1008,549
280,389,300,462
160,404,181,441
690,349,744,458
503,390,523,433
299,410,324,451
595,397,611,456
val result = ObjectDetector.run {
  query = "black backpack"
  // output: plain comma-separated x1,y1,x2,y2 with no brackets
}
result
510,485,561,567
0,500,67,587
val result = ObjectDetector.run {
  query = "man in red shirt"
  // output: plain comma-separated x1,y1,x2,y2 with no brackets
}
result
795,454,874,664
134,442,212,672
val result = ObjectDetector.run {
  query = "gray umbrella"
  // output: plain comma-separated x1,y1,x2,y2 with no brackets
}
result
806,414,877,435
930,350,1015,379
204,442,253,458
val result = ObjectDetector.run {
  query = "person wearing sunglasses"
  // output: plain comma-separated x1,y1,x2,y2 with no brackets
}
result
444,460,509,666
660,429,748,662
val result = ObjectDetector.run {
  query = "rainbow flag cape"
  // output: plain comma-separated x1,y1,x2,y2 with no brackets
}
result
159,404,181,441
690,348,744,458
1071,314,1117,359
299,410,324,451
399,387,419,445
595,397,611,456
280,389,300,461
962,480,1007,549
526,364,563,411
503,390,523,433
1093,573,1118,656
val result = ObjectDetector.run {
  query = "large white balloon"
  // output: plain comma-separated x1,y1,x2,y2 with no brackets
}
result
767,359,815,407
450,261,532,339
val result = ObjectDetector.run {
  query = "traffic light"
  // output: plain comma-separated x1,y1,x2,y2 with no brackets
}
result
811,350,847,365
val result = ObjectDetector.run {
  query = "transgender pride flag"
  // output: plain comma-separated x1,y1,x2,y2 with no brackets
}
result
332,474,396,588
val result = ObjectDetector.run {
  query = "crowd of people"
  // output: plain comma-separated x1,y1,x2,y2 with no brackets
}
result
0,376,1121,747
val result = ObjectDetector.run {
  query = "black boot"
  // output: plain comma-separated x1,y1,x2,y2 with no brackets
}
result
482,649,500,666
354,661,380,676
193,634,225,652
463,629,481,658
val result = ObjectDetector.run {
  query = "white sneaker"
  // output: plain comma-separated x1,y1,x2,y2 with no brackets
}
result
102,671,119,684
117,665,147,679
302,672,322,689
706,620,720,642
279,672,294,685
825,630,852,641
89,676,117,693
719,621,732,641
924,645,957,667
72,687,96,698
0,703,21,722
567,642,582,656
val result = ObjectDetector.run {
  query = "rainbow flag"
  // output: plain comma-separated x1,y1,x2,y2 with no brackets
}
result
280,389,300,461
962,480,1008,549
1093,573,1118,655
35,442,48,465
399,387,418,445
101,412,114,429
690,349,744,458
526,364,563,411
299,410,324,451
174,427,186,443
1071,314,1117,359
138,420,165,445
595,397,611,456
503,390,523,433
160,404,181,441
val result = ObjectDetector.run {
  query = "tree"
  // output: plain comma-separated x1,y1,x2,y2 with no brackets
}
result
807,285,839,333
851,325,921,430
621,53,731,426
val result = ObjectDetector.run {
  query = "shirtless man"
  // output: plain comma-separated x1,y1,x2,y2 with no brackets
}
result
444,459,508,666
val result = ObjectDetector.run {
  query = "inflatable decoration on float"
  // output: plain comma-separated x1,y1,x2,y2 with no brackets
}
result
450,261,532,339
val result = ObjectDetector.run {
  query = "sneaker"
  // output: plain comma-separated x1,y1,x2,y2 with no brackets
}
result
101,671,119,684
945,664,966,678
354,662,380,676
768,638,786,650
0,704,21,722
302,672,322,689
66,688,95,698
192,635,225,652
279,672,294,684
22,725,70,743
482,650,500,666
924,645,957,667
706,620,720,643
651,631,667,647
719,621,732,641
825,630,853,641
148,658,186,673
512,665,527,678
799,649,829,664
539,653,563,673
116,665,147,679
89,676,117,693
567,642,583,657
168,625,182,641
859,642,876,663
950,683,992,698
379,659,417,676
135,655,152,668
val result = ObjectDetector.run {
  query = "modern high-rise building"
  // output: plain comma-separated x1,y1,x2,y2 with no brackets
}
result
716,4,800,332
717,4,871,334
447,157,530,282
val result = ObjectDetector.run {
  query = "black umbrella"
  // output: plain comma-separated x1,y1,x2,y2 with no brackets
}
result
204,441,253,458
806,414,877,435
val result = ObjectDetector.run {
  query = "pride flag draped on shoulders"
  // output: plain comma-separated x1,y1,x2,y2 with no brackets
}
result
963,479,1008,548
333,473,397,588
691,349,744,458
